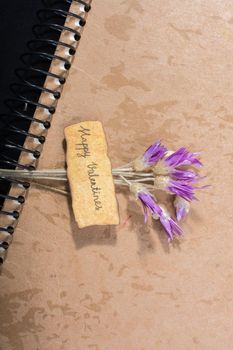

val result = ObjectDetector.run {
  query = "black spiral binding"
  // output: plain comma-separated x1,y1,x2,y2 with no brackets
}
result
0,0,92,265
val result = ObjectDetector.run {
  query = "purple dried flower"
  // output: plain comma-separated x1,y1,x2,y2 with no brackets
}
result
174,196,190,221
158,208,183,241
144,141,167,166
154,176,197,201
130,184,161,222
153,147,202,175
165,147,202,168
130,184,182,241
151,204,182,241
168,179,196,201
171,169,199,182
133,141,167,171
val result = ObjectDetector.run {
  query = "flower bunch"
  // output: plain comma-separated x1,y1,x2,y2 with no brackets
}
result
113,141,205,241
1,140,206,242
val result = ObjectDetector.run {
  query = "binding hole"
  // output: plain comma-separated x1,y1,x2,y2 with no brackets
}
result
74,33,81,41
53,91,61,99
33,150,41,159
12,211,20,219
38,136,46,144
84,4,91,12
28,165,35,171
69,48,76,56
17,196,25,204
79,18,86,26
43,121,51,129
59,77,66,85
7,226,14,234
64,62,71,70
1,242,9,250
23,182,30,189
49,106,56,114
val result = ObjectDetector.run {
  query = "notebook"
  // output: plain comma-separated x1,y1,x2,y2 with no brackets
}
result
0,1,232,349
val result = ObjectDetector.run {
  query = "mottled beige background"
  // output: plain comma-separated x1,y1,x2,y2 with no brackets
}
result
1,1,233,349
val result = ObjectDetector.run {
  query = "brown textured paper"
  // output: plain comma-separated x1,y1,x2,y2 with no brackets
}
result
1,1,233,350
64,121,119,227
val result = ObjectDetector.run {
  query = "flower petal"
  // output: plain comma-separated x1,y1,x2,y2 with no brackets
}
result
143,141,167,167
165,147,202,168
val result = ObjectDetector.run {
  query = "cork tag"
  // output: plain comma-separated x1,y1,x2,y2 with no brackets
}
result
64,121,119,228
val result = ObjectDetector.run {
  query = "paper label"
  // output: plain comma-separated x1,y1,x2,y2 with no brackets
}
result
64,121,119,228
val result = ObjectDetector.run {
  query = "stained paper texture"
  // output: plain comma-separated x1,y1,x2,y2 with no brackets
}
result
1,1,232,350
64,121,119,227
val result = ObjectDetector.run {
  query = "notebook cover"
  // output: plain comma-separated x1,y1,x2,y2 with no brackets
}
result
0,1,42,121
1,1,232,349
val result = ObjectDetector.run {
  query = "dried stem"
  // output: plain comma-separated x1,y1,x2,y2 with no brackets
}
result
0,167,155,192
32,182,70,196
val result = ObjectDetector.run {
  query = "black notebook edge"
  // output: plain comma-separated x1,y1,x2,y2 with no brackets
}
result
0,0,92,266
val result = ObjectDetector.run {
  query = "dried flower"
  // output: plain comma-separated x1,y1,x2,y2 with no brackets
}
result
165,147,202,167
130,183,161,222
153,147,202,175
133,141,167,171
171,169,199,182
153,205,183,241
174,196,190,221
130,183,182,241
154,175,196,201
118,142,206,244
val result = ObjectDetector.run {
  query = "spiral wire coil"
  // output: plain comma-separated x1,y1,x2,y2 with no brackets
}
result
0,0,92,265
